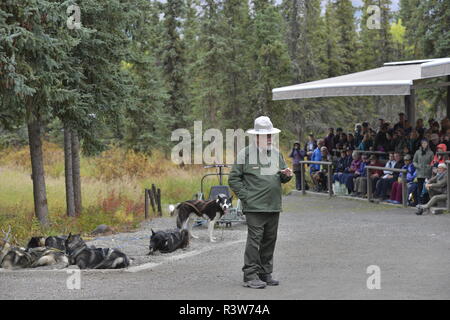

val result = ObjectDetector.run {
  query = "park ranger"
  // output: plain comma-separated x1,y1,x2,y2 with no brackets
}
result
229,116,293,289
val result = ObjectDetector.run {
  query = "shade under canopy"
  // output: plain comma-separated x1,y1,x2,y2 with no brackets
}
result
272,58,450,100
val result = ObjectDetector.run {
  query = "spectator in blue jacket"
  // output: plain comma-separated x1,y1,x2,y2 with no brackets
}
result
310,139,324,173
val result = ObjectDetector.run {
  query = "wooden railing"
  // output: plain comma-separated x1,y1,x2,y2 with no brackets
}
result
365,166,408,207
299,160,333,198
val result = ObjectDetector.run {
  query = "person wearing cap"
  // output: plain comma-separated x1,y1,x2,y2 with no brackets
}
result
229,116,293,289
416,163,448,215
387,154,416,205
430,143,448,172
412,139,434,205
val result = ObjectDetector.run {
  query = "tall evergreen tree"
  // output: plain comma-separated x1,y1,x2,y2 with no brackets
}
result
282,0,327,141
123,0,170,153
334,0,359,74
249,0,291,126
359,0,394,69
323,0,343,77
0,0,84,224
161,0,189,131
220,0,253,129
358,0,396,123
190,0,225,128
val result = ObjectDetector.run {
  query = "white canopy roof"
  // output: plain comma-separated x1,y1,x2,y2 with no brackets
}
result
272,58,450,100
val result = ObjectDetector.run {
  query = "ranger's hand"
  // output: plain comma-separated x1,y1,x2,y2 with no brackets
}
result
280,168,293,177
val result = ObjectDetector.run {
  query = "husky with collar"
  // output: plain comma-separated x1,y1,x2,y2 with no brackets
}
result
65,233,130,269
170,194,232,242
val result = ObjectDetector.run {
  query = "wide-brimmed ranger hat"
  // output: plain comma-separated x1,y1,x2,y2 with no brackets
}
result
247,116,281,135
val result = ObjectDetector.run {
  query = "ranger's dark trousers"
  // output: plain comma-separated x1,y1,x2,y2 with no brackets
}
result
243,212,280,282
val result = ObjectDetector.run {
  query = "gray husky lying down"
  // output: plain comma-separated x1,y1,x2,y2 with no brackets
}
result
1,228,130,270
65,233,131,269
0,240,68,270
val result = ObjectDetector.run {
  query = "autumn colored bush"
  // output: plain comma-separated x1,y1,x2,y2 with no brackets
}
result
0,141,64,178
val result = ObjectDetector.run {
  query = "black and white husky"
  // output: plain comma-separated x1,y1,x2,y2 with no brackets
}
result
65,233,130,269
170,194,232,242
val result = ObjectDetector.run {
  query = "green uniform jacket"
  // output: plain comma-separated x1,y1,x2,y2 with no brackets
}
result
228,145,292,213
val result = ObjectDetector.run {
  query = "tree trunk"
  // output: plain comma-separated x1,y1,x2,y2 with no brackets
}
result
64,124,76,217
71,130,82,216
27,112,49,226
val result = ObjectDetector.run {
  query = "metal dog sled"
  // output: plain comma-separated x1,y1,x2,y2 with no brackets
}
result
193,164,245,227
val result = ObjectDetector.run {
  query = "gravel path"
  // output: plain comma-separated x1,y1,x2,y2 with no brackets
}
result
87,216,247,267
1,192,449,300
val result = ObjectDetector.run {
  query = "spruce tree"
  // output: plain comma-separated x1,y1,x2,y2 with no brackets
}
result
281,0,327,141
161,0,189,131
220,0,253,129
190,0,225,128
123,0,170,154
334,0,359,74
249,0,291,126
0,0,84,224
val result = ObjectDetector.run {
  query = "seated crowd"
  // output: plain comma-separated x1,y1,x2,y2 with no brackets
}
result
289,113,450,215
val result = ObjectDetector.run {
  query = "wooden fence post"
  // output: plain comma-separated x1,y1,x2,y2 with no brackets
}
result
301,162,306,195
157,188,162,216
367,168,372,202
402,176,408,208
327,163,332,198
447,161,450,212
149,188,156,214
144,189,149,219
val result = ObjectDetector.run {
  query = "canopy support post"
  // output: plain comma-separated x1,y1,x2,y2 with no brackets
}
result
447,75,450,118
405,89,416,127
